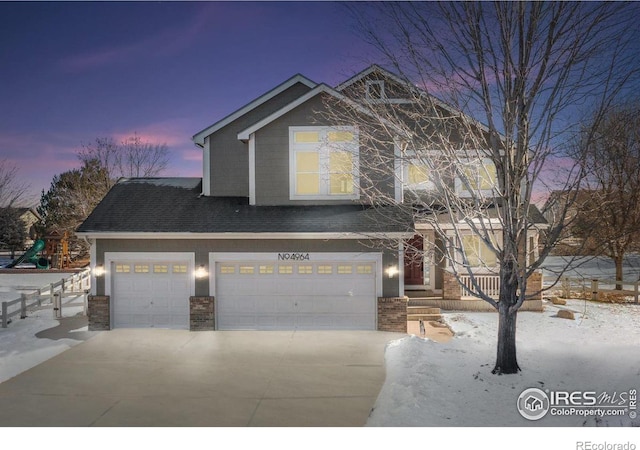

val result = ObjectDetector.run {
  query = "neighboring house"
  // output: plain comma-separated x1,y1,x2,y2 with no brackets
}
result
542,190,593,255
17,207,41,248
77,65,544,332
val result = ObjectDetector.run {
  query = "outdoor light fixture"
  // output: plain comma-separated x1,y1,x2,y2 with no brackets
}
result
195,265,208,279
386,265,399,278
93,265,105,277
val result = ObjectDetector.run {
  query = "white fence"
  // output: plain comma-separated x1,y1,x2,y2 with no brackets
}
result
460,274,501,298
558,276,639,303
460,274,639,303
1,269,91,328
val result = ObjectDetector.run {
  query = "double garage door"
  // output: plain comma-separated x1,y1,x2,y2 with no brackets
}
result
215,259,377,330
108,253,379,330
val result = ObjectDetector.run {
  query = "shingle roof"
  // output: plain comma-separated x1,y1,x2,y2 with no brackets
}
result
76,178,414,235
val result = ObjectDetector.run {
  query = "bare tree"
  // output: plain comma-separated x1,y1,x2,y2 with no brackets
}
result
0,159,30,207
572,103,640,288
331,2,639,373
77,132,169,190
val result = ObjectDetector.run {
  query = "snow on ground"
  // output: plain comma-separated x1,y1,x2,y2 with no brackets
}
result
0,272,79,303
368,299,640,427
0,306,86,383
0,271,87,384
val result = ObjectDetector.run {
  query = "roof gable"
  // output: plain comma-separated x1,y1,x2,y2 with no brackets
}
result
236,83,401,141
192,74,317,147
336,64,415,94
336,65,492,135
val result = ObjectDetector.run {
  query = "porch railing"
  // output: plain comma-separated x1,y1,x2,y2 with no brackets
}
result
460,274,501,298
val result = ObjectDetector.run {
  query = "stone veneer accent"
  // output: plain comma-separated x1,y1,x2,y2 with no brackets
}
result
190,296,215,331
377,297,408,332
443,271,462,300
88,295,110,331
524,272,543,301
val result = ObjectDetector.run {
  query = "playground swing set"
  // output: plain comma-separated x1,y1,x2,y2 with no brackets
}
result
5,231,71,270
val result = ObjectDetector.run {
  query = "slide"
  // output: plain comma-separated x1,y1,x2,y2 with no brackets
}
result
6,239,47,269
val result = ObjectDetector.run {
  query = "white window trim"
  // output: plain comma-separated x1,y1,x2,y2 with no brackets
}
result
366,80,385,101
248,133,256,205
455,157,497,197
289,126,360,200
403,160,436,192
397,149,438,194
393,140,403,202
202,137,211,196
456,233,499,270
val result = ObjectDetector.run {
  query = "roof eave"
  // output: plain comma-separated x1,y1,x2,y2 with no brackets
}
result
76,231,413,240
192,74,318,146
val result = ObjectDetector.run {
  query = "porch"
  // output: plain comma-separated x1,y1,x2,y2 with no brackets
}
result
404,272,544,312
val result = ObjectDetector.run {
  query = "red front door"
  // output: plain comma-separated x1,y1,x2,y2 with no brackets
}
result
404,234,424,286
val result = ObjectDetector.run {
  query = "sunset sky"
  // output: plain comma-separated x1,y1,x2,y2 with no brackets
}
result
1,2,372,204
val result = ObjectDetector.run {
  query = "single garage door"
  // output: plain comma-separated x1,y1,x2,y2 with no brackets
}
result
112,261,190,329
216,260,377,330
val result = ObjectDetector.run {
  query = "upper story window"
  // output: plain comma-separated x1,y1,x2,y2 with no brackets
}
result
462,234,497,268
404,160,435,191
289,126,359,200
455,158,497,197
366,80,385,101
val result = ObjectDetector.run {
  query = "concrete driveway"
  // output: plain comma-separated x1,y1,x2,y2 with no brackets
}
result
0,329,405,427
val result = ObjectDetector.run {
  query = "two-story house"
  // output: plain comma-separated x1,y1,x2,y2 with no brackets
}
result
77,65,544,332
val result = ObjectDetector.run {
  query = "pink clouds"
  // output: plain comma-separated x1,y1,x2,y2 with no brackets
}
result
109,118,202,177
56,3,249,74
111,119,191,148
0,119,203,204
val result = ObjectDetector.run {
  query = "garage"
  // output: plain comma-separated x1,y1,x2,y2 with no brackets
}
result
106,253,194,329
213,253,380,330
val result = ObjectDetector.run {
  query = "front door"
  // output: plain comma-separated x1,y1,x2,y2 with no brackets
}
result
404,234,424,286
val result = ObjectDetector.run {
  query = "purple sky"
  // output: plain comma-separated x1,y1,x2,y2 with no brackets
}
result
0,2,374,204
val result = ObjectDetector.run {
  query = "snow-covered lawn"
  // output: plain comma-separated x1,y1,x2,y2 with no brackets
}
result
2,282,639,448
368,299,640,427
0,303,87,384
0,271,89,383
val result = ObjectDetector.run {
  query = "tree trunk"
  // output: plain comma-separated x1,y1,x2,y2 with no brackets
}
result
493,260,521,375
614,255,624,290
493,300,520,374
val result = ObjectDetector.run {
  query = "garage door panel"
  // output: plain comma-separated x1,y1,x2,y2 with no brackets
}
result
216,259,377,330
219,315,256,330
218,280,260,296
220,296,256,313
153,297,169,309
272,315,296,329
112,259,191,329
274,298,296,313
132,282,152,292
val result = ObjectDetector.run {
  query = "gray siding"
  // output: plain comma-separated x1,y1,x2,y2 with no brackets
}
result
95,238,401,298
207,82,313,197
254,94,396,205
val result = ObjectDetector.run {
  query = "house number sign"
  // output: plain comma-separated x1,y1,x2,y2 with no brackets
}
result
277,253,311,261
